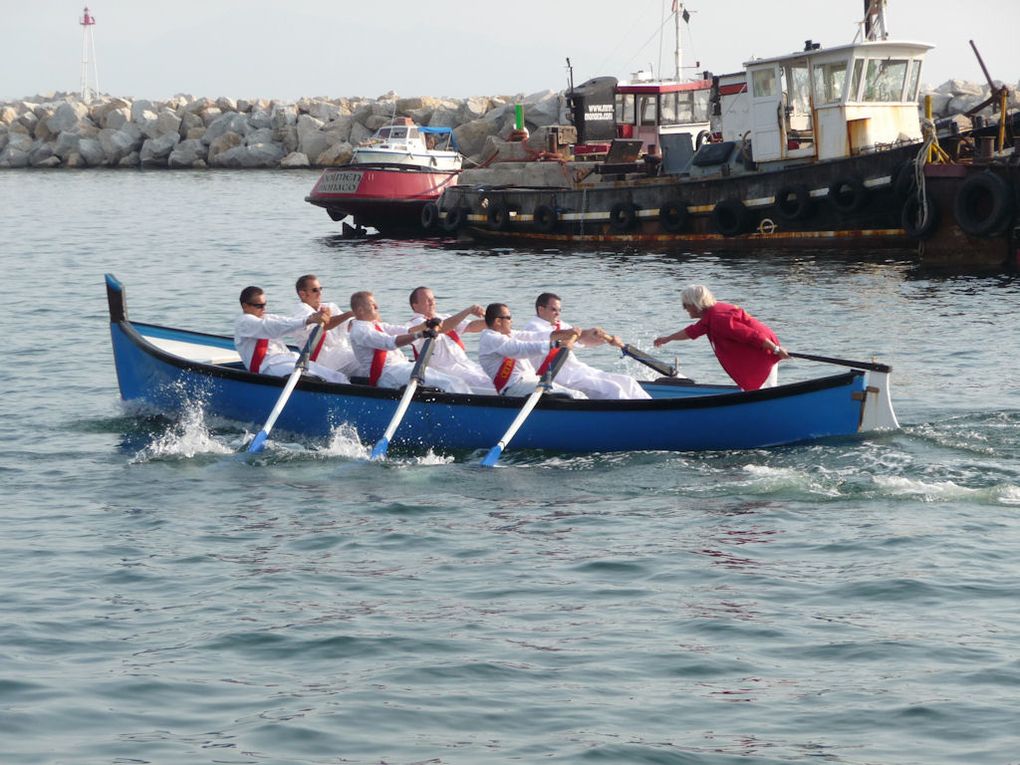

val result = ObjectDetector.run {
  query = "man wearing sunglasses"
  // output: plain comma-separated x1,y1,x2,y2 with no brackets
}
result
523,292,651,400
477,302,586,398
291,274,359,379
234,285,350,384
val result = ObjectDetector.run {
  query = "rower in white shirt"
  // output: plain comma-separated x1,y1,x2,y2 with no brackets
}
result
347,290,471,394
477,302,587,398
522,292,651,400
289,274,359,378
233,285,349,384
406,286,495,395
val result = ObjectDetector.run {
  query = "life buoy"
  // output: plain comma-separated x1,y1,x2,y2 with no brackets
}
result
659,201,689,233
773,185,813,222
442,205,468,232
420,202,439,231
953,171,1015,238
901,195,939,240
533,204,558,233
828,176,868,213
609,202,639,232
712,199,750,237
487,202,511,230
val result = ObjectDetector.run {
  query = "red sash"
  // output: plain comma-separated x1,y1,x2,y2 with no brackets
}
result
446,329,466,350
368,323,388,386
536,321,561,375
250,338,268,373
309,330,327,362
492,357,516,393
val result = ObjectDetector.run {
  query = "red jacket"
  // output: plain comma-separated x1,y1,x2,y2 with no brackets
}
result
684,302,779,390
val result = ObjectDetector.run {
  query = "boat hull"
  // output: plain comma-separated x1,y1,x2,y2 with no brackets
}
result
439,143,920,249
306,164,459,233
106,277,897,454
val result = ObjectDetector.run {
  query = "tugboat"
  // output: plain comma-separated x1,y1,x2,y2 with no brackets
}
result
305,117,462,236
436,1,937,250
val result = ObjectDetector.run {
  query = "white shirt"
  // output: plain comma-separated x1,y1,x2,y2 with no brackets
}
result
234,312,307,371
348,319,412,377
522,316,572,369
477,328,552,390
291,301,357,375
407,312,471,363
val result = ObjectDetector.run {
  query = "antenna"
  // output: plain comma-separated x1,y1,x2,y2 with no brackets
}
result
79,6,100,102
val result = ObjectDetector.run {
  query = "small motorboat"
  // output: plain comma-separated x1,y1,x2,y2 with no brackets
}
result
105,275,899,455
305,117,462,236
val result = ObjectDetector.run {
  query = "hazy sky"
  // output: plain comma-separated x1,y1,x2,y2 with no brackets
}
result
2,0,1017,102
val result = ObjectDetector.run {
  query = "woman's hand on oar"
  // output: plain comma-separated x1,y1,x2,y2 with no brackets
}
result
369,329,438,460
247,321,326,454
481,343,573,468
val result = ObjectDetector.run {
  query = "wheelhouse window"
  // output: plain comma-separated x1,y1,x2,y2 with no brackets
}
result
693,90,710,122
660,93,678,124
907,59,923,101
863,59,909,102
849,58,865,101
389,127,408,140
615,93,636,125
751,68,777,98
812,60,848,104
639,96,657,126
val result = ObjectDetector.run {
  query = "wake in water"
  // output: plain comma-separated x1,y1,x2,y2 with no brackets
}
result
129,400,233,463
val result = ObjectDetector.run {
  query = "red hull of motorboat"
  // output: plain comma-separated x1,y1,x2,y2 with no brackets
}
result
305,164,459,233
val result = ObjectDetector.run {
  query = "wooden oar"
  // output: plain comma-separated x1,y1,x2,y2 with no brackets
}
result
369,334,437,460
788,351,892,374
247,323,325,454
621,343,678,377
481,347,571,468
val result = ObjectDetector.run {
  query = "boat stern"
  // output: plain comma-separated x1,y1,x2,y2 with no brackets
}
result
860,368,900,432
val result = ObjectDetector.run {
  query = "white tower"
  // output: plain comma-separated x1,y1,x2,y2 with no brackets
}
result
79,6,100,102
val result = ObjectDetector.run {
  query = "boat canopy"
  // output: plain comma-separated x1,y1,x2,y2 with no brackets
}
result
419,126,459,150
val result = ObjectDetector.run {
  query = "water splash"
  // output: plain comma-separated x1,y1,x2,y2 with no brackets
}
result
322,422,370,460
129,401,232,463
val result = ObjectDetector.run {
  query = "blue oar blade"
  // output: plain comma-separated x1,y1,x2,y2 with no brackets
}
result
369,436,390,461
247,430,270,454
480,443,504,468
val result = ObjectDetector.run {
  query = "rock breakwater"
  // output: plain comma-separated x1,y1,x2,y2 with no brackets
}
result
0,79,1015,170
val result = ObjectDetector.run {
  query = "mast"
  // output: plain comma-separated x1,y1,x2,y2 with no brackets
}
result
79,6,100,102
863,0,888,41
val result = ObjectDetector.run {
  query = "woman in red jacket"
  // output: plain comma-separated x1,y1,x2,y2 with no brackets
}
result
653,285,790,390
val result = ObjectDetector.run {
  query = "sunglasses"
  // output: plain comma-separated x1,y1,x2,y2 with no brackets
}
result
305,287,322,293
496,314,512,320
247,301,268,308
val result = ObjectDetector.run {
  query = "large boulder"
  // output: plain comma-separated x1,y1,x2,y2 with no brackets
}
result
0,106,18,125
77,137,106,165
54,130,81,158
167,138,208,168
29,144,58,167
296,114,329,161
428,104,461,129
306,99,341,122
280,151,310,168
348,121,373,145
202,112,250,145
453,118,502,158
98,126,143,163
207,131,243,163
179,110,204,137
459,96,492,122
315,141,354,166
249,107,272,130
519,90,563,128
139,133,181,166
0,133,33,167
322,114,353,143
211,141,285,168
130,99,157,123
216,96,237,112
245,127,275,146
270,103,297,131
47,101,90,134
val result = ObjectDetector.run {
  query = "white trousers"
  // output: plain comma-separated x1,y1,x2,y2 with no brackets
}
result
760,363,779,389
557,360,651,400
431,359,497,395
501,377,588,399
378,364,472,395
261,354,350,384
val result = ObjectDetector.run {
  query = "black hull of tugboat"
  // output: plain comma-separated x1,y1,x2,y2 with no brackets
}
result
908,163,1020,270
439,143,922,250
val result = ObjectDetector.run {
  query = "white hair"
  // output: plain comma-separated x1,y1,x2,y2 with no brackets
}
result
681,284,716,311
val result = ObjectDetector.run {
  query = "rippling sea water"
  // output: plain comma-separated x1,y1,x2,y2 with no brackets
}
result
2,170,1019,765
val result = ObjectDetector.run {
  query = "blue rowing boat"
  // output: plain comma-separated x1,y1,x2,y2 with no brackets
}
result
105,274,899,453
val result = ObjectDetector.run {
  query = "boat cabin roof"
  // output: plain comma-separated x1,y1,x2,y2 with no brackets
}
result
616,79,713,95
745,39,932,70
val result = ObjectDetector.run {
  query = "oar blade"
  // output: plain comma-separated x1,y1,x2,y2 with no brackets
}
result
247,430,270,454
369,436,390,461
480,443,504,468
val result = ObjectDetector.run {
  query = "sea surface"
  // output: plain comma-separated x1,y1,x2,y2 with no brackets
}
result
2,169,1019,765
